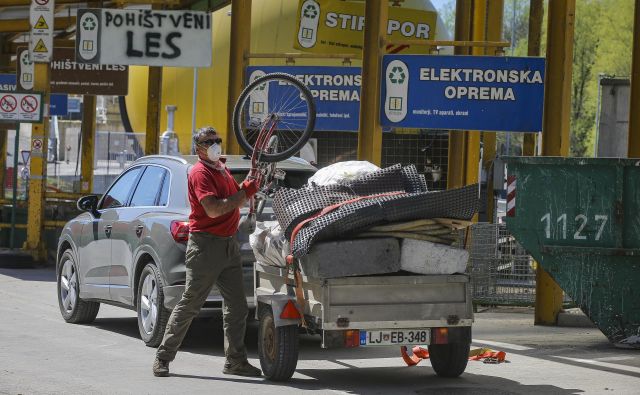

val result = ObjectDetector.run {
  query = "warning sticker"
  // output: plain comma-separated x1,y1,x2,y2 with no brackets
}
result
29,0,54,62
32,139,43,154
0,91,43,123
0,95,17,113
34,15,49,29
33,39,48,53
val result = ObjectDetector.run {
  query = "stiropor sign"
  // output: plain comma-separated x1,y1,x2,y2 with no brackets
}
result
75,8,212,67
294,0,437,57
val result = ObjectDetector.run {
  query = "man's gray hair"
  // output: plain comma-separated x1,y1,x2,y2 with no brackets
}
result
192,126,217,146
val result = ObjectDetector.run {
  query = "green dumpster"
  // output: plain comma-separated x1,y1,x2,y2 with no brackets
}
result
504,157,640,348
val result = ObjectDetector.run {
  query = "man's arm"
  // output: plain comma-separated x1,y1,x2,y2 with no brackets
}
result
200,190,248,219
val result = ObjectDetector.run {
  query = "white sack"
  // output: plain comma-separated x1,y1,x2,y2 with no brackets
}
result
308,161,380,186
249,221,288,267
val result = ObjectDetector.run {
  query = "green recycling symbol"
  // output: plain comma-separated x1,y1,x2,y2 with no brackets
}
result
388,66,406,84
21,53,32,66
303,4,318,18
82,16,97,30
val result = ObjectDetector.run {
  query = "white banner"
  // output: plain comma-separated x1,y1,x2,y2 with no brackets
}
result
29,0,55,62
75,8,212,68
0,91,43,123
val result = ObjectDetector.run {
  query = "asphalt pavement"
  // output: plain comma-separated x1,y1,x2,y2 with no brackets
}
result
1,266,639,395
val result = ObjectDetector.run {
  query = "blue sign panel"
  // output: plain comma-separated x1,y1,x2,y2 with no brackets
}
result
67,98,81,113
0,74,17,91
246,66,361,132
380,55,546,132
49,94,68,116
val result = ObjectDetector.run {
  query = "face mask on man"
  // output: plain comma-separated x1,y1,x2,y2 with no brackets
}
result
207,143,222,162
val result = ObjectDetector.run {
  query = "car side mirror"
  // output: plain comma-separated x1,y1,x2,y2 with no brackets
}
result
77,195,100,217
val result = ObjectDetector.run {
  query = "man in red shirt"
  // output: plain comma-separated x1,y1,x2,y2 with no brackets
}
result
153,127,261,378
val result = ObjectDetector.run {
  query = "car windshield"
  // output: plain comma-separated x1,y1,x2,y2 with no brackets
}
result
230,170,314,189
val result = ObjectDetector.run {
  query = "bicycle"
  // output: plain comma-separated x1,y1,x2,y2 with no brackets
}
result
233,72,316,232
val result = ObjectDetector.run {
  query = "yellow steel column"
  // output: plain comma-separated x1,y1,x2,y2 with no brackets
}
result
0,35,7,198
227,0,251,156
541,0,574,157
481,0,504,222
0,128,6,198
145,67,162,155
524,0,544,156
24,63,49,261
447,0,473,189
628,0,640,157
536,0,575,325
357,0,387,166
80,95,96,194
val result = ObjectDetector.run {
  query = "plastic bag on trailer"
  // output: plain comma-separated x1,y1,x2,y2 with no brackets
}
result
307,161,380,187
249,221,287,268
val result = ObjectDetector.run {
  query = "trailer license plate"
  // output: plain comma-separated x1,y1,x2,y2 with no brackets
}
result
360,329,430,346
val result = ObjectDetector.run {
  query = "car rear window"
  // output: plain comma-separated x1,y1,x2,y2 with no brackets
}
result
230,170,315,189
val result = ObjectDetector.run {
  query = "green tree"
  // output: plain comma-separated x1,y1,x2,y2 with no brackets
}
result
570,0,602,156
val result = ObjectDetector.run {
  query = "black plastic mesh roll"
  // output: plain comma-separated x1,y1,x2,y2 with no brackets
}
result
272,164,477,257
290,185,478,257
273,164,427,238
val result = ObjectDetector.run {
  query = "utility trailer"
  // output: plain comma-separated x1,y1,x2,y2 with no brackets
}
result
254,262,474,381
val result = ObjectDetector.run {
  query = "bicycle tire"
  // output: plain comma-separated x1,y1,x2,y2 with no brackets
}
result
233,72,316,163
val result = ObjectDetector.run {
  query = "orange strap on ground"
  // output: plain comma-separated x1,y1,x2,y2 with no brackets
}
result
401,346,507,366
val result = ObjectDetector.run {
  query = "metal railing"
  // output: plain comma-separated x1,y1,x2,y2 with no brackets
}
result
468,223,537,306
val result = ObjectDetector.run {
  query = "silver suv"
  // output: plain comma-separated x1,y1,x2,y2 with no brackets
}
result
56,155,316,347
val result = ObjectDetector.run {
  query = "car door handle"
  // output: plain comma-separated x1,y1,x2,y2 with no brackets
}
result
135,225,144,237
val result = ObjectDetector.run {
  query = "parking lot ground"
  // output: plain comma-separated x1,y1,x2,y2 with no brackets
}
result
1,266,639,395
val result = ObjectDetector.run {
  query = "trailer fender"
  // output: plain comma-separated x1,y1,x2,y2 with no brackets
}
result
256,294,301,327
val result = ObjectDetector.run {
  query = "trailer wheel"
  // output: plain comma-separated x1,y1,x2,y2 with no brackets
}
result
258,305,299,381
428,342,470,378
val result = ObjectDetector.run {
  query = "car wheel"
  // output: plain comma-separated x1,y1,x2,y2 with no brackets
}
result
57,249,100,324
137,263,170,347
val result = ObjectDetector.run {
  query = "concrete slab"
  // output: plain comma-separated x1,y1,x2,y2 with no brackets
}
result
299,238,400,278
399,239,469,275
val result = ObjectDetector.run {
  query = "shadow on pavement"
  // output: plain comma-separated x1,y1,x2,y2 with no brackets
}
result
0,266,56,282
91,314,407,361
165,367,583,395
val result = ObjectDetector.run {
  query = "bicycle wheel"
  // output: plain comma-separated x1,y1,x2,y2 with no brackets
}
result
233,72,316,163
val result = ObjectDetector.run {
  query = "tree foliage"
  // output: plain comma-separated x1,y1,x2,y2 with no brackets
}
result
437,0,634,157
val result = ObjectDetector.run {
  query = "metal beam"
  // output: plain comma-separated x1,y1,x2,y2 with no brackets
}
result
0,17,76,33
145,66,162,155
481,0,504,223
629,0,640,158
24,62,49,262
524,0,543,156
357,0,387,166
0,128,6,199
80,95,96,194
537,0,576,325
6,39,75,54
541,0,574,158
226,0,251,155
447,0,473,190
1,0,85,5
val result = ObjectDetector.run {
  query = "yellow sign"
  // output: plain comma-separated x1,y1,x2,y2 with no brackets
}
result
33,39,48,53
294,0,437,57
34,15,49,30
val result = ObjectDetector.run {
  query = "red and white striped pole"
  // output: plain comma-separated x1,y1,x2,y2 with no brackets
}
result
506,175,516,217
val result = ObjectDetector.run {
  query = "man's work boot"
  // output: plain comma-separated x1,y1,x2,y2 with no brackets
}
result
153,357,170,377
223,360,262,377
